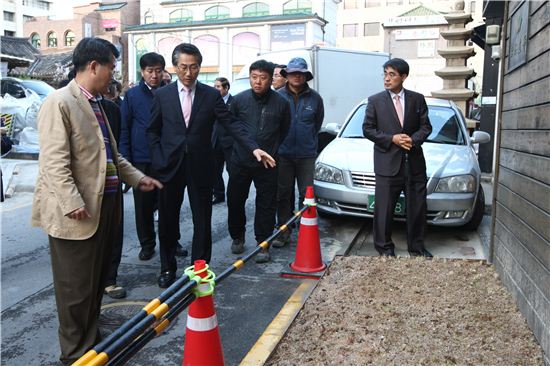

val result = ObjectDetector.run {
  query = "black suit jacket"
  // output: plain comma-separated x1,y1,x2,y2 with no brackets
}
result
147,82,257,182
211,94,234,149
363,89,432,177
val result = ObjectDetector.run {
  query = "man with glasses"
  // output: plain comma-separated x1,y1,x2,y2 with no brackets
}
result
272,64,287,90
119,52,188,263
147,43,275,288
31,37,162,364
363,58,433,258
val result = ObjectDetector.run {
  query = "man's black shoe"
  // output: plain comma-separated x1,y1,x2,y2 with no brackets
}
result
409,249,433,258
158,271,176,288
212,195,225,205
138,248,155,261
175,243,188,257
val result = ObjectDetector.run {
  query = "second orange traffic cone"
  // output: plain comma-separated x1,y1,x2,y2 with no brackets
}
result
290,186,326,273
183,260,224,366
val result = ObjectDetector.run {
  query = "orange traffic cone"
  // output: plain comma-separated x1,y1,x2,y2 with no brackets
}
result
183,260,224,366
290,186,326,273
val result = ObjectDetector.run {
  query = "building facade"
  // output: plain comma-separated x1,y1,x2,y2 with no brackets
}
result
489,0,550,362
126,0,340,84
23,1,140,83
1,0,52,37
336,0,484,98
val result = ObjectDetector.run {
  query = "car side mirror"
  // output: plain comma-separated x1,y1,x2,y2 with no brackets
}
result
323,123,341,136
470,130,491,144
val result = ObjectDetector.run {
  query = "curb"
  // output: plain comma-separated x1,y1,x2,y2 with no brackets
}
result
239,280,318,365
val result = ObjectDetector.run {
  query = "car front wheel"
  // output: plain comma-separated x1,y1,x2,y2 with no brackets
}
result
462,185,485,231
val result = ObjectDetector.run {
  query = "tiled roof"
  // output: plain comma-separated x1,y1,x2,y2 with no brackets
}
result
399,5,441,17
96,2,127,11
27,52,73,78
126,12,324,32
0,36,39,63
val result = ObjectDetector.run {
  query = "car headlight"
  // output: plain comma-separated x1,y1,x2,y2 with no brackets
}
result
314,163,344,184
435,175,475,193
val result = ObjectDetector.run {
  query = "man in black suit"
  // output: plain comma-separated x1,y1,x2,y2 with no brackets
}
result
147,43,275,288
211,77,233,205
363,58,433,258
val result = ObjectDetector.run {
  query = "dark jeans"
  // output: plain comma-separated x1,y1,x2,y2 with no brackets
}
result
276,156,316,225
373,158,427,255
227,163,278,242
212,143,232,198
132,163,158,251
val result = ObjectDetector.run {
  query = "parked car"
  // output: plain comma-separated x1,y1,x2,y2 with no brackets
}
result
20,79,55,101
1,77,30,99
313,97,491,230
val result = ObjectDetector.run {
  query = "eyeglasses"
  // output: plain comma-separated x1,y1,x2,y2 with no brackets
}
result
384,71,400,79
177,64,200,73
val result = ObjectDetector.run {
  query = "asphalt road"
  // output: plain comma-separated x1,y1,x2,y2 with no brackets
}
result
0,188,362,365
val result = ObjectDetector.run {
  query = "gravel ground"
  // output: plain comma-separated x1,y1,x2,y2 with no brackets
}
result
267,256,543,365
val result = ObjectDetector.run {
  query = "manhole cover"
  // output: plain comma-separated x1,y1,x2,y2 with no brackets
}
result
99,301,179,336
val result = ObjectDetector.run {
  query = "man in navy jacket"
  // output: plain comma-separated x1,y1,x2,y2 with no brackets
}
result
119,52,187,262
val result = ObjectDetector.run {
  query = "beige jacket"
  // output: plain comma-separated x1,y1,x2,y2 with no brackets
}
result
31,80,145,240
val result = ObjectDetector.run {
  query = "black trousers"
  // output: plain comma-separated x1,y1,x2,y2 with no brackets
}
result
212,143,233,198
227,163,278,242
105,191,123,287
158,159,212,273
49,194,117,364
132,163,158,251
276,156,315,226
373,157,427,255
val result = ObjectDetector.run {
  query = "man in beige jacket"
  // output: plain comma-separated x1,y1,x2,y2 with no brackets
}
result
31,37,162,365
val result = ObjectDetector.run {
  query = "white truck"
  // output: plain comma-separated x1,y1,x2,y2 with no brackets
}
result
231,45,390,136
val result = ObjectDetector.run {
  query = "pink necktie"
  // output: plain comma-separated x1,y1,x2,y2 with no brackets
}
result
182,87,192,127
394,95,404,127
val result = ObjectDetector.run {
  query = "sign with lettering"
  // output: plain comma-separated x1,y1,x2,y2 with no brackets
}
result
102,19,120,29
508,1,529,72
395,27,440,40
271,24,305,51
385,15,447,27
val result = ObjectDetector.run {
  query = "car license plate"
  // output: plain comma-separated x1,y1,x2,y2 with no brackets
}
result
367,195,406,215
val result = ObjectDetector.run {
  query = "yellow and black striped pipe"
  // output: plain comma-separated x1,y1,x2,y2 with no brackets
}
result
74,204,311,365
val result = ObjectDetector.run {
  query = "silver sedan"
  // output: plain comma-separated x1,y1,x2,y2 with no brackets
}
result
314,98,490,230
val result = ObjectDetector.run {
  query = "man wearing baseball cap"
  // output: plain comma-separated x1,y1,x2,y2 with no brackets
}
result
274,57,324,248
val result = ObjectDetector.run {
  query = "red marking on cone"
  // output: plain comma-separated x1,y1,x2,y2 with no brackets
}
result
290,186,326,273
183,260,224,366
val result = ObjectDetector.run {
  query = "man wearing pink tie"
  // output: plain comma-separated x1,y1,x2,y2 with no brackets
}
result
362,58,433,258
147,43,275,288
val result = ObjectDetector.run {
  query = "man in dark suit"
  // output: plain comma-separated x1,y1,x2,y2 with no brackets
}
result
211,76,233,204
147,43,275,288
363,58,433,258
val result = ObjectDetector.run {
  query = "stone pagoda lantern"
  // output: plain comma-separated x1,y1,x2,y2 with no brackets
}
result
432,1,475,116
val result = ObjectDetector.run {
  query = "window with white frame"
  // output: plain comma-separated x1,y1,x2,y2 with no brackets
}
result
343,24,358,37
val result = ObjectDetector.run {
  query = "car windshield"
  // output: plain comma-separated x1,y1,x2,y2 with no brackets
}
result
339,103,465,145
21,80,55,96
